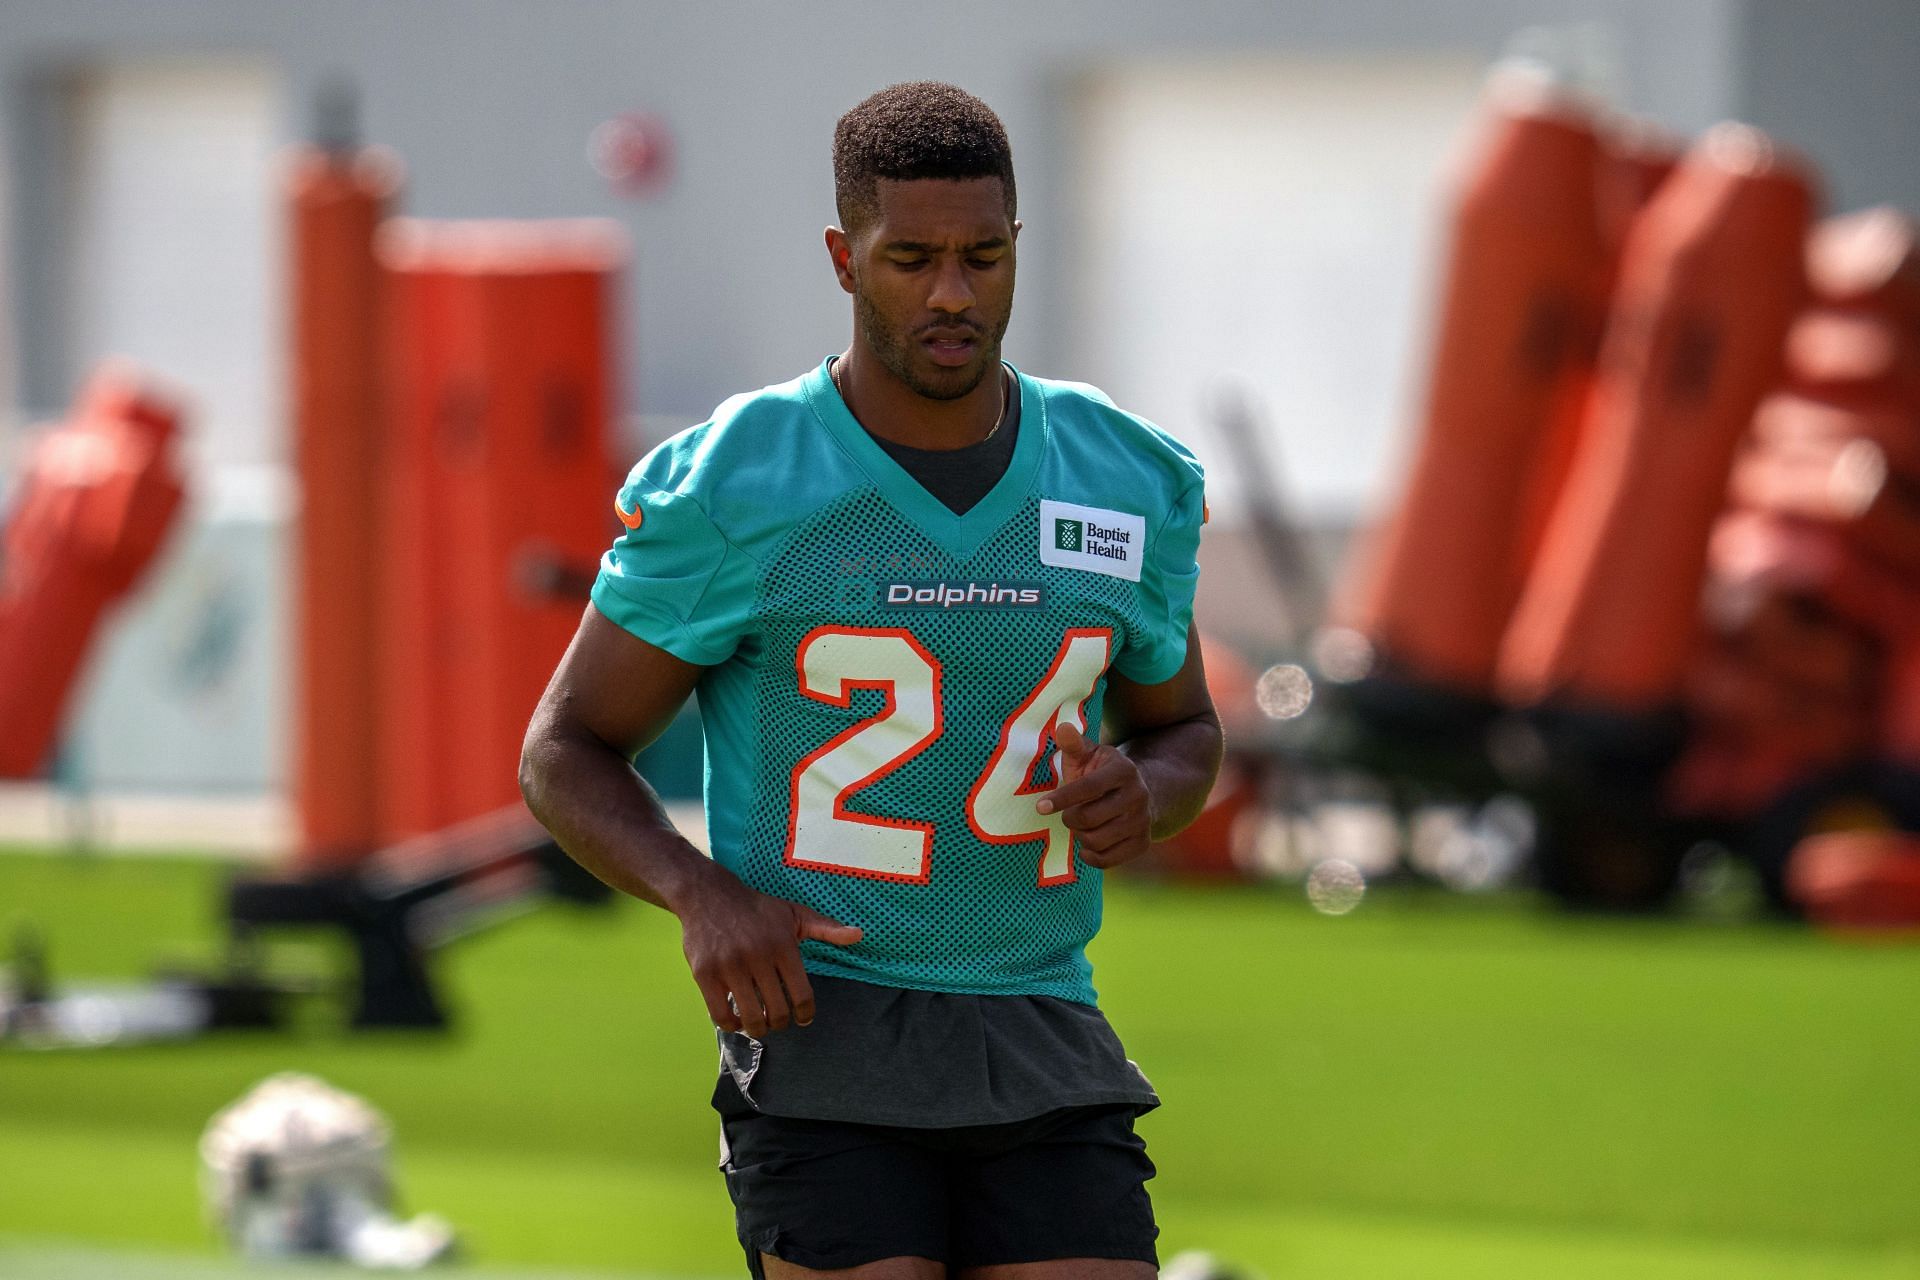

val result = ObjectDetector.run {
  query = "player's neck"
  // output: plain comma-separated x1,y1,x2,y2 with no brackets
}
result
833,345,1005,452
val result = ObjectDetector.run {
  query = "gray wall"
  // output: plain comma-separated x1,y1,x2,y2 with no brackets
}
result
1,0,1754,435
1733,0,1920,216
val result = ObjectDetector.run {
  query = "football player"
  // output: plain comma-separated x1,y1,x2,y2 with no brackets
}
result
521,81,1222,1280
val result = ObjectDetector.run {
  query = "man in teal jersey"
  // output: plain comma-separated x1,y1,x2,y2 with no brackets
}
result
521,82,1222,1280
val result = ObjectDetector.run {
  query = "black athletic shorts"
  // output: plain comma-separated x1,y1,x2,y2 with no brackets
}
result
712,1073,1158,1276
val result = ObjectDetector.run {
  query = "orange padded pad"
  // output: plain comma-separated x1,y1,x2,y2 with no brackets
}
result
1805,207,1920,316
1498,127,1814,709
1708,510,1920,643
0,368,188,776
286,145,402,869
1749,390,1920,483
375,220,625,844
1783,307,1920,403
1338,79,1613,691
1729,439,1920,574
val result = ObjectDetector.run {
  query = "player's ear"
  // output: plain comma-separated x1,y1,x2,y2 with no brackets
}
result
1012,218,1022,241
824,226,856,294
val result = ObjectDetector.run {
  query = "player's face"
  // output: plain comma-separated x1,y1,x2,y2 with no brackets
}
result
847,177,1018,402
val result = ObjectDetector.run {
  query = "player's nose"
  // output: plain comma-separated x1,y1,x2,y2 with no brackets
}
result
926,257,974,313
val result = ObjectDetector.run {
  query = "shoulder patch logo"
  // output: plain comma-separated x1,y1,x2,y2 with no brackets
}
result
1038,499,1145,582
614,495,644,530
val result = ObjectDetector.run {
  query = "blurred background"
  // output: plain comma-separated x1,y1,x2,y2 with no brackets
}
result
3,2,1919,1278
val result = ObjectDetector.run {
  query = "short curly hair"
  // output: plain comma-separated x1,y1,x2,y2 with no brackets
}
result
833,82,1016,235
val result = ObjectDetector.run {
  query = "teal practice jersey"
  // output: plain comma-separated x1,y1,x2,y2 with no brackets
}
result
592,359,1204,1005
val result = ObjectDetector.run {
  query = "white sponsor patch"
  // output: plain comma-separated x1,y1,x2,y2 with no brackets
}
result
1038,499,1145,582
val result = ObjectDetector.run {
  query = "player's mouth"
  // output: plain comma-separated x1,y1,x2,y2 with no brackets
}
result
920,329,981,368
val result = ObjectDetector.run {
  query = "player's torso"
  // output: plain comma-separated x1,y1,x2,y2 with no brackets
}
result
699,370,1175,1002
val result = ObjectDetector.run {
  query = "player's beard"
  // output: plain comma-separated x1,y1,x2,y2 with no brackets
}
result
855,287,1012,402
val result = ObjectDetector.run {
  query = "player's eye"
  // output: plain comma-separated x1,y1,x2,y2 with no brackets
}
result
888,256,929,270
967,256,1002,270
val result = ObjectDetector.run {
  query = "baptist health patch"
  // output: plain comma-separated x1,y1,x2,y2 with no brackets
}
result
1038,499,1146,582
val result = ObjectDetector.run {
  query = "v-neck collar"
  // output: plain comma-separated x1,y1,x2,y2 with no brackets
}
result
802,356,1044,562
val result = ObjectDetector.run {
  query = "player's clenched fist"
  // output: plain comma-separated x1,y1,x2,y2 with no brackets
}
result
673,866,861,1038
1036,721,1156,869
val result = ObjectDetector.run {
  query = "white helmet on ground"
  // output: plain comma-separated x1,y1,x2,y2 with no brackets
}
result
200,1072,455,1270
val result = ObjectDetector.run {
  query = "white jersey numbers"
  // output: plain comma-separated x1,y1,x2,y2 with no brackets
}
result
966,630,1112,885
783,626,1113,887
786,627,943,883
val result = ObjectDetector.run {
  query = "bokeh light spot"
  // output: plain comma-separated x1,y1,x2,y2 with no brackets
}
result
1255,663,1314,719
1306,858,1366,915
1310,627,1375,683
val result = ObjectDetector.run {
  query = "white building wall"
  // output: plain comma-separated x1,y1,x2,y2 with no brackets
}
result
1069,55,1486,521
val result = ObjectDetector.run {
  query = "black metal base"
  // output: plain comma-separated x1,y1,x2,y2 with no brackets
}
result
226,808,611,1029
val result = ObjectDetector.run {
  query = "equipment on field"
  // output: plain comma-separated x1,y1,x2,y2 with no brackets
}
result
1306,78,1815,908
1667,206,1920,915
279,89,628,865
0,924,297,1050
50,97,631,1044
0,367,189,777
1306,54,1920,913
286,90,403,870
1488,125,1814,906
1336,66,1613,693
1498,124,1813,709
225,805,613,1028
373,218,624,847
201,1073,455,1269
2,807,611,1046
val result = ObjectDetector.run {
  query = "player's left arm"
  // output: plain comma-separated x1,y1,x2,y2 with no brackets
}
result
1037,620,1223,869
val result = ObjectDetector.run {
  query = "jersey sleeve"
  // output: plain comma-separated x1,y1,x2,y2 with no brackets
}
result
589,456,757,665
1113,477,1204,685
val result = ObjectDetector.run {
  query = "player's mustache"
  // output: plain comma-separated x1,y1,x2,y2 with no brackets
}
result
916,319,985,339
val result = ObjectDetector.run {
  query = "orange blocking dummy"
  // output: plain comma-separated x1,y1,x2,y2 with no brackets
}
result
0,368,188,776
286,142,401,869
1498,126,1814,710
1511,125,1681,579
1336,72,1612,691
376,220,625,842
1669,207,1920,822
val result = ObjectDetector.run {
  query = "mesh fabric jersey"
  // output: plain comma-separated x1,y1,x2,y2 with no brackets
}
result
593,359,1204,1005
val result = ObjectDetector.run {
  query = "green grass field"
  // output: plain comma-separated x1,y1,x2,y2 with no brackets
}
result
2,848,1918,1279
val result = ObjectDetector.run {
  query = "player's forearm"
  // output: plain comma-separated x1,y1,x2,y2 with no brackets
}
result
518,724,726,916
1118,712,1225,841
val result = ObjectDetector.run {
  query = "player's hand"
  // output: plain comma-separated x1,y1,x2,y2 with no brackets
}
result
1035,721,1156,870
673,866,861,1038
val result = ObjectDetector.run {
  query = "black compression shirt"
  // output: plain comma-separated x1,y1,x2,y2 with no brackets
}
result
833,359,1021,515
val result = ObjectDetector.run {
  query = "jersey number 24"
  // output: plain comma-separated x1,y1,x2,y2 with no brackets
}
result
784,626,1112,887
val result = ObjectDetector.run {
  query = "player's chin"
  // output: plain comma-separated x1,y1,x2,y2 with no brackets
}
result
908,353,994,401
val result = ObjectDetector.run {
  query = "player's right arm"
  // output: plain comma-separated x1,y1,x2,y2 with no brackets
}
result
520,605,860,1038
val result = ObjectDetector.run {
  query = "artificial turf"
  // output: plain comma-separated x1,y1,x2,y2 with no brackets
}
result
1,848,1916,1279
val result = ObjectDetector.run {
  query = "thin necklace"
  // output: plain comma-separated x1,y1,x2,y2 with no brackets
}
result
832,356,1009,444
